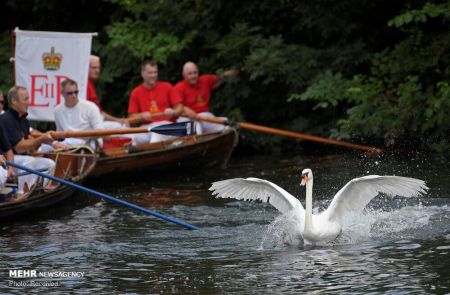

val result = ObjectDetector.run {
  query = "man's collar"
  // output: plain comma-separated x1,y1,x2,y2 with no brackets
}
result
8,108,28,119
143,81,158,90
185,79,199,88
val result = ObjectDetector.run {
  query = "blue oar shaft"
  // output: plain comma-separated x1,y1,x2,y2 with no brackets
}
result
6,161,199,230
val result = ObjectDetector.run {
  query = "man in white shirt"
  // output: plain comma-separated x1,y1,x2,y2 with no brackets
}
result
42,79,105,152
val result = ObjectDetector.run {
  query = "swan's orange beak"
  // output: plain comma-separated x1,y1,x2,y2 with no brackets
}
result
300,175,308,186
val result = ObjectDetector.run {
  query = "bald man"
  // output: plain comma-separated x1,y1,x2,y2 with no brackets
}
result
174,61,238,134
88,55,128,129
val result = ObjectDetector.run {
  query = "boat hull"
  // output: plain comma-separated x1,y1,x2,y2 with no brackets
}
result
0,147,96,220
90,127,238,177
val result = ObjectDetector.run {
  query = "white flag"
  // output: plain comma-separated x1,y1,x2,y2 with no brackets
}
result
14,29,93,121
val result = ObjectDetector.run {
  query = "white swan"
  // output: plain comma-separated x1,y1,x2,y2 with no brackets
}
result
209,168,428,245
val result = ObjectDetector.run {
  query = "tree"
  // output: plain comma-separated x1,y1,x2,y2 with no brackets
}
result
294,2,450,152
1,0,448,152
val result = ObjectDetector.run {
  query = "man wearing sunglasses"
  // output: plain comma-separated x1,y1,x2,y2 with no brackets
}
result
52,78,104,149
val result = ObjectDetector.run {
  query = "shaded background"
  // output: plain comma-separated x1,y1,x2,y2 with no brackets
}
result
1,0,449,153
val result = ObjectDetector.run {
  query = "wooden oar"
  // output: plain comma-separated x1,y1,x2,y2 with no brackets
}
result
50,121,195,139
194,115,383,153
6,160,200,230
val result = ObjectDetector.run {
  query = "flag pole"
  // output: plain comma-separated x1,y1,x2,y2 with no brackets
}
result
10,27,16,84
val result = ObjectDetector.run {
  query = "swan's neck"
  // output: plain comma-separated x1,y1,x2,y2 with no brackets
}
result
304,178,313,231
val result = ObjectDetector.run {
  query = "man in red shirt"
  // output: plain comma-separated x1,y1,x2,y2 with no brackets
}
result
88,55,128,129
128,60,184,144
175,61,238,134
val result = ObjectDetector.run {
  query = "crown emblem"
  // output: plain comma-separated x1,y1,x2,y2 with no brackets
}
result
149,100,161,113
42,47,62,71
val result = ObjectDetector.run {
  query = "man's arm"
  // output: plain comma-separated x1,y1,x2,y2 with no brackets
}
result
172,104,184,119
89,105,106,130
127,112,152,125
102,111,129,125
214,69,239,89
30,128,44,138
13,133,54,154
164,104,184,120
4,149,15,179
181,106,197,118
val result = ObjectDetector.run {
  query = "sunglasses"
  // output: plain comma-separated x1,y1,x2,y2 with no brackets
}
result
65,90,79,96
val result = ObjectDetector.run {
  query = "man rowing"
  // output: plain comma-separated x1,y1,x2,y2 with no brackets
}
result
127,60,184,144
50,79,105,150
87,55,129,128
175,61,238,134
0,86,56,193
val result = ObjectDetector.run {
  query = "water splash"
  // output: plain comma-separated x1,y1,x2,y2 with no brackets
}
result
259,203,449,249
259,209,304,249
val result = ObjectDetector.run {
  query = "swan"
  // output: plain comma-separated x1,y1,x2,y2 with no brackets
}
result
209,168,428,245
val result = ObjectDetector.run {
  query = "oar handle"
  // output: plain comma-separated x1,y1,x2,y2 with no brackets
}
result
50,128,151,139
5,160,200,230
194,115,226,125
194,115,382,153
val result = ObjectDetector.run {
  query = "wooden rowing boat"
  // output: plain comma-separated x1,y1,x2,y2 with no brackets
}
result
90,127,239,177
0,147,96,220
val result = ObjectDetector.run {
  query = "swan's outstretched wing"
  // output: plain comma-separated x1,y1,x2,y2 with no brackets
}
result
210,177,304,214
323,175,428,222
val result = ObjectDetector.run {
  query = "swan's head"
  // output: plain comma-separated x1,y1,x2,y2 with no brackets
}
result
300,168,313,186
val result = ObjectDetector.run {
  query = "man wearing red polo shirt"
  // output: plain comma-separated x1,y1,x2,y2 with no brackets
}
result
128,60,184,144
175,61,238,134
87,55,128,129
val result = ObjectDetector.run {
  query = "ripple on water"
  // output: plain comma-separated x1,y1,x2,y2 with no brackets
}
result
0,153,449,294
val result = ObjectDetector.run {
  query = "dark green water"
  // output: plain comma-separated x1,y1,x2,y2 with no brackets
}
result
1,152,449,294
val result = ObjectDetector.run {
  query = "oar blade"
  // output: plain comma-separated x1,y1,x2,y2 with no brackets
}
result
151,121,196,136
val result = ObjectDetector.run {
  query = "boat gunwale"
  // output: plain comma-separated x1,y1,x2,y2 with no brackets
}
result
91,127,239,177
98,128,237,161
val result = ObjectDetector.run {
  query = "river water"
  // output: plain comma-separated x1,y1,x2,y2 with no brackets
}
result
1,152,449,294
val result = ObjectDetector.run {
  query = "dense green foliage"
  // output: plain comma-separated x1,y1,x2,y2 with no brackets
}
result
1,0,449,152
297,2,450,152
